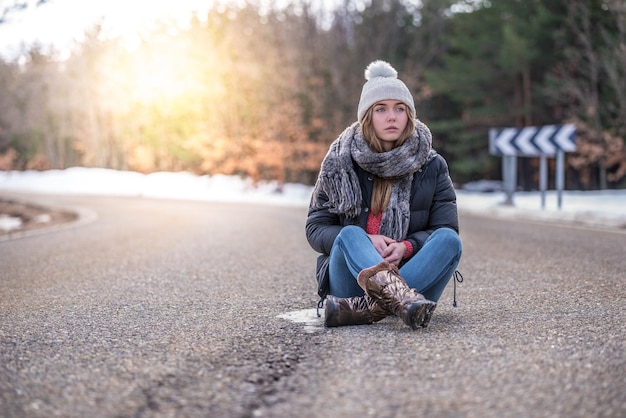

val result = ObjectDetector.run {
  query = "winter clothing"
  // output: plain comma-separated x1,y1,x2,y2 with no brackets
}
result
305,59,462,329
357,60,415,123
357,261,437,329
310,120,432,240
325,261,438,329
324,294,389,327
306,146,459,300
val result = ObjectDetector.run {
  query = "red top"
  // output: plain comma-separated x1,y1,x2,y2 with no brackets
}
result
366,211,413,259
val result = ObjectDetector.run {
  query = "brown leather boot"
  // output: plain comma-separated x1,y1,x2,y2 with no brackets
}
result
357,261,437,330
324,294,389,327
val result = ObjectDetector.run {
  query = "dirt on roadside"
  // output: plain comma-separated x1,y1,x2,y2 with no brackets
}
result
0,198,77,236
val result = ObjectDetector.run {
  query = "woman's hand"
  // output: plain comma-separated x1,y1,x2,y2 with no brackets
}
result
381,241,407,266
368,234,407,266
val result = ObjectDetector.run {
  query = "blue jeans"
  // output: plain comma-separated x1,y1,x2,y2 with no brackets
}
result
328,225,462,302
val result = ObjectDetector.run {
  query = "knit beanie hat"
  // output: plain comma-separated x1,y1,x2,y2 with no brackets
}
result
357,60,415,123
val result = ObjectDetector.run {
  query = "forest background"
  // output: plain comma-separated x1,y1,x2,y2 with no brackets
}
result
0,0,625,191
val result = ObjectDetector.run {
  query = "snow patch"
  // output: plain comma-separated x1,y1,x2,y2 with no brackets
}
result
1,167,625,230
0,215,22,231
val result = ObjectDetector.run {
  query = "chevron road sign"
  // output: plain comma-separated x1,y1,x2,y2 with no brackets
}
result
489,124,577,156
489,124,577,209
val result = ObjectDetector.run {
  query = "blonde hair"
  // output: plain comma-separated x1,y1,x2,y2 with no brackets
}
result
360,104,416,215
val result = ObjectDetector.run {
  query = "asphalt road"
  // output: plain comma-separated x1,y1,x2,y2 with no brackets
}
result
1,195,624,418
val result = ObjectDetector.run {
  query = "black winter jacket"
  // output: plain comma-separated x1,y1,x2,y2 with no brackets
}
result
305,149,459,299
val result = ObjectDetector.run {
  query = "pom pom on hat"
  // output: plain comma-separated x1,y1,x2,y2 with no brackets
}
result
365,60,398,80
357,60,415,123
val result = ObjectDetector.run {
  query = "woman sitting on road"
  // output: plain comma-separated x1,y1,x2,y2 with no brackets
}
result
305,60,462,330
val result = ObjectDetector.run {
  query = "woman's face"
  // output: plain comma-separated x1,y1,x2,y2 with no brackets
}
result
371,100,409,151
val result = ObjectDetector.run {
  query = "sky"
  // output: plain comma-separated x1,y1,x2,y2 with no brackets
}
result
0,0,215,60
0,0,341,61
1,168,625,232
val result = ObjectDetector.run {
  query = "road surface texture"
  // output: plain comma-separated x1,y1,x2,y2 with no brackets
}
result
1,194,624,418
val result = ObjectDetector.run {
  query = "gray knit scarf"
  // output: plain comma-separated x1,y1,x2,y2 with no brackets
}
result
312,120,432,240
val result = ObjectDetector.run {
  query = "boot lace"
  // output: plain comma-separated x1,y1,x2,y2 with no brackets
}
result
452,270,464,307
316,297,325,317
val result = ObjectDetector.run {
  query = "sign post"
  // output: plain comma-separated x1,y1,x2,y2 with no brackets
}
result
489,124,577,209
539,155,548,208
556,150,565,208
502,155,516,206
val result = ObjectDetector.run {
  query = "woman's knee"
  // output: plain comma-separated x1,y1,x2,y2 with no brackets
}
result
337,225,367,242
432,228,463,257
